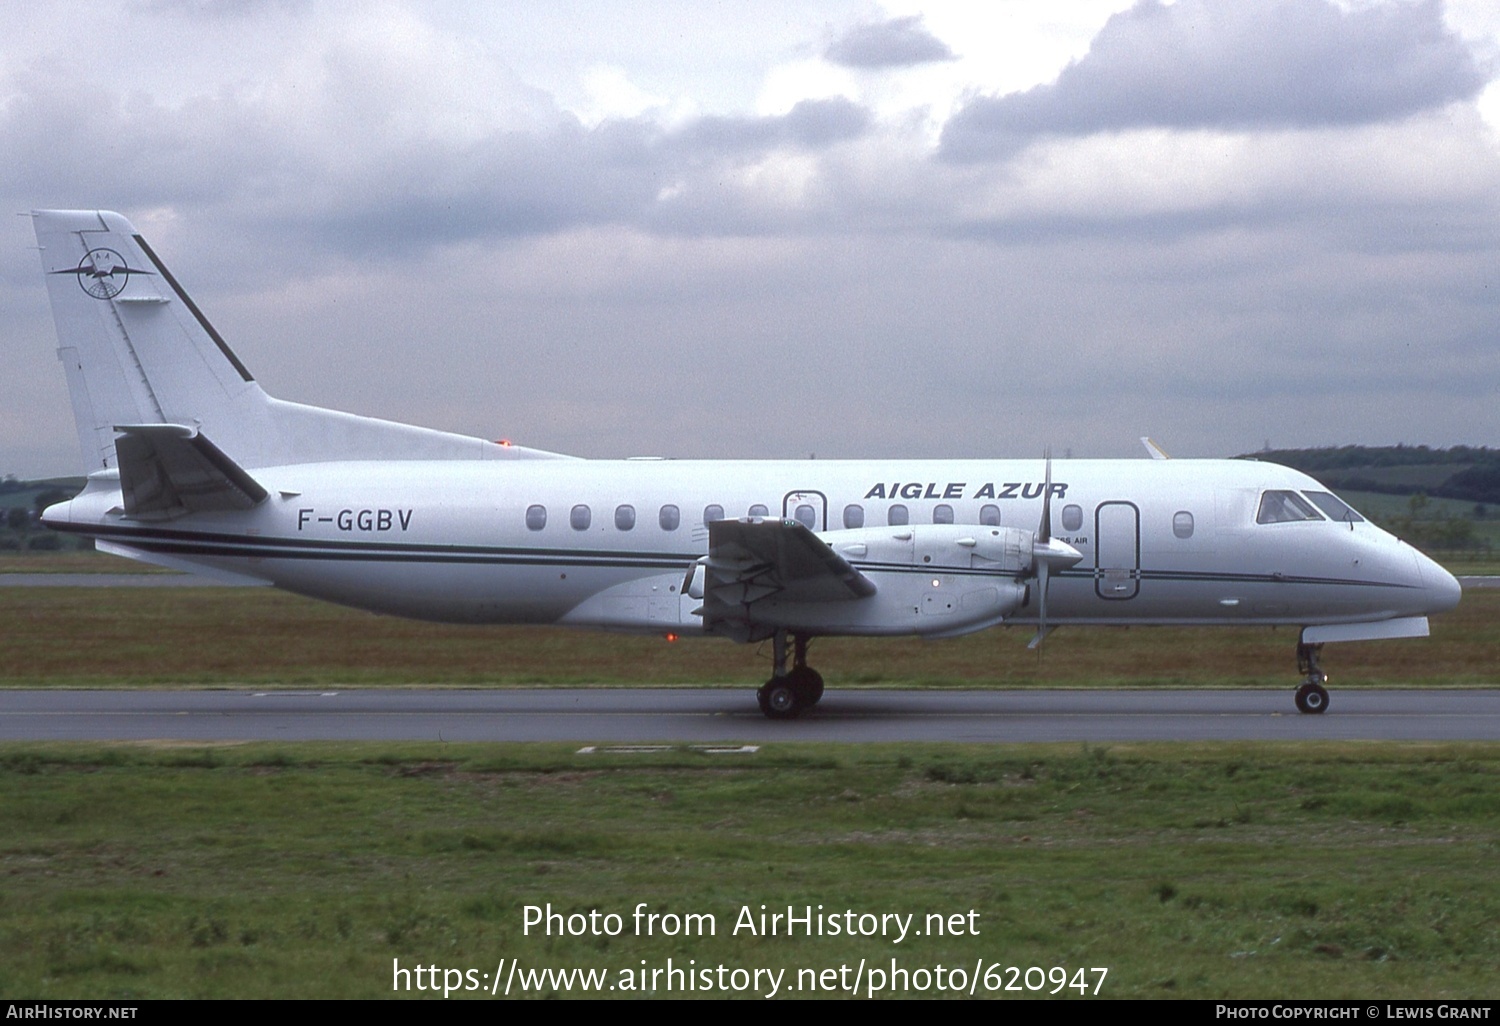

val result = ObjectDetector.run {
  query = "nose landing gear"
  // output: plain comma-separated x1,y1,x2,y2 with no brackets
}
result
755,631,825,719
1294,642,1329,714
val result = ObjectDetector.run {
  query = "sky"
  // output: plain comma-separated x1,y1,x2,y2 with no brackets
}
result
3,0,1499,477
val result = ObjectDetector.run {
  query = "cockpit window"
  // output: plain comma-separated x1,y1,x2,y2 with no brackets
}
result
1256,490,1324,524
1303,491,1365,524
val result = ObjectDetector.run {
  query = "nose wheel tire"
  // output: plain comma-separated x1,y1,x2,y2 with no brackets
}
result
1295,680,1329,714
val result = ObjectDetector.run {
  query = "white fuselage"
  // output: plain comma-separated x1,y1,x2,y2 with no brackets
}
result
26,209,1466,718
47,455,1461,636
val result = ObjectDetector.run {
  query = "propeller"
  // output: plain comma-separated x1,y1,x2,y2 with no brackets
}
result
1026,453,1083,650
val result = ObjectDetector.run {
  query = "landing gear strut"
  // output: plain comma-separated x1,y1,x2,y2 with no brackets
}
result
756,631,825,719
1294,642,1329,714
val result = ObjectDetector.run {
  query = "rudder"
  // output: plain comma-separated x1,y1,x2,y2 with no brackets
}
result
34,209,262,470
33,209,569,471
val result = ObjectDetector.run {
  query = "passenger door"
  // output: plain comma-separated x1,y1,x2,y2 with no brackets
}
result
1094,501,1140,600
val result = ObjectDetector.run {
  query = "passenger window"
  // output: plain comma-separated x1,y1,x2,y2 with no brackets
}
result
659,504,680,531
1256,490,1323,524
980,504,1000,527
933,504,954,524
843,504,865,529
1062,504,1082,531
704,504,724,524
1173,511,1194,539
570,504,592,531
615,504,636,531
794,504,816,530
888,504,909,526
1303,491,1365,524
525,504,547,531
748,503,769,517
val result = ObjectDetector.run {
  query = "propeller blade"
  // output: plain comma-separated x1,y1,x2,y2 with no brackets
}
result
1037,452,1053,545
1030,453,1054,648
1026,452,1080,649
1028,561,1051,649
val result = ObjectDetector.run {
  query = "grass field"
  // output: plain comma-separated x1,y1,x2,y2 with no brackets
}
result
1,582,1495,1000
0,585,1493,690
2,741,1499,999
0,551,169,573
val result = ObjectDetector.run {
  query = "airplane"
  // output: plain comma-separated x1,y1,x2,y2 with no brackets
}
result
28,209,1463,719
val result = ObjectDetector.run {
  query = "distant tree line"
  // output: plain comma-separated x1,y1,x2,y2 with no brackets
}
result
1377,494,1485,553
1247,444,1496,471
0,475,85,551
1246,446,1500,505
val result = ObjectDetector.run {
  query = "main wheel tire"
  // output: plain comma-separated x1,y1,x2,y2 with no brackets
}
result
758,679,802,720
1295,681,1329,715
788,666,825,707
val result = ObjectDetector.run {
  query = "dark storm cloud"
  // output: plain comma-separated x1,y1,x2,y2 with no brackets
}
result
145,0,306,15
302,120,664,252
941,0,1490,161
668,96,871,155
0,70,264,209
825,15,955,68
0,58,873,259
301,99,872,252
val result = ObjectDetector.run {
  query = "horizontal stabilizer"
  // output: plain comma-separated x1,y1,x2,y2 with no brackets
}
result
114,423,269,519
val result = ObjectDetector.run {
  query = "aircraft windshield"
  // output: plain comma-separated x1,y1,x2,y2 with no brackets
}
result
1256,490,1324,524
1302,490,1366,524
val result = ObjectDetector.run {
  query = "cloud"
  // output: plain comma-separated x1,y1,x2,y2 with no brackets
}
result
145,0,306,16
668,97,871,155
0,35,872,261
941,0,1491,161
3,3,1499,479
825,15,956,68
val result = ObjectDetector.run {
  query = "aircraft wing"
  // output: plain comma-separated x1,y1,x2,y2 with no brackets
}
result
701,518,876,626
114,423,269,518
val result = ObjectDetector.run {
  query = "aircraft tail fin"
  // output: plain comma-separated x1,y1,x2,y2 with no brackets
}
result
32,209,569,471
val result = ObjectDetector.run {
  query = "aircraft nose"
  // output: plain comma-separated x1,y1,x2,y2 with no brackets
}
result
1413,550,1462,614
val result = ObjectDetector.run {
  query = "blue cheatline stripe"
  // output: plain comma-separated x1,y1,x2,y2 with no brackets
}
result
53,522,1419,590
58,521,699,565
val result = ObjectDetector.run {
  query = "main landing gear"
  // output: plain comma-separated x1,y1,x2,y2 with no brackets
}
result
1294,642,1329,714
756,631,825,720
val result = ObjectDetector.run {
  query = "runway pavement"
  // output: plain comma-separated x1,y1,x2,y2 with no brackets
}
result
2,688,1498,743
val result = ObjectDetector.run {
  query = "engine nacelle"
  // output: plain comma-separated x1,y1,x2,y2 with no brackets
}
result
826,523,1036,576
747,524,1034,638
